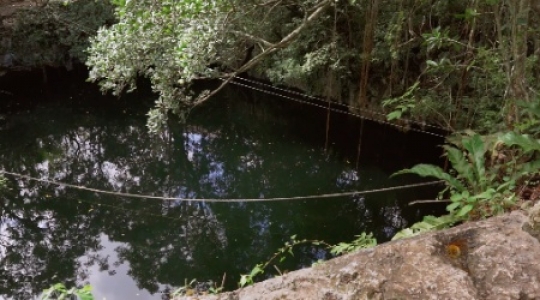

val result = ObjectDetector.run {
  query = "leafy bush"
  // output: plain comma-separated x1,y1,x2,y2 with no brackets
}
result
394,132,540,220
516,100,540,137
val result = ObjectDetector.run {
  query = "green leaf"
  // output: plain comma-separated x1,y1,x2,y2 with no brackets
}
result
461,134,486,185
387,111,402,121
450,191,465,202
426,60,438,67
392,228,415,240
464,8,479,19
250,264,263,277
456,204,474,217
446,202,461,212
53,283,67,292
498,132,540,153
392,164,466,192
111,0,126,7
392,215,456,241
239,275,249,287
76,285,94,300
443,145,474,185
472,189,495,200
76,293,94,300
518,159,540,176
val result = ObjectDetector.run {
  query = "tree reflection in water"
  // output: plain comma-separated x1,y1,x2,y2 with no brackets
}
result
0,85,441,299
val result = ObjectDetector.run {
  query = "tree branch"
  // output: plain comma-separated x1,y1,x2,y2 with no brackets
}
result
192,0,332,107
232,31,273,48
408,199,451,206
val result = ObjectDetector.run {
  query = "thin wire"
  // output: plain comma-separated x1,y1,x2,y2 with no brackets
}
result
1,170,444,202
226,79,447,138
232,76,449,132
34,3,451,136
74,197,184,221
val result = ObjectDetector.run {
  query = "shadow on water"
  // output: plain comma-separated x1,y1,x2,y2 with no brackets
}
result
0,69,446,299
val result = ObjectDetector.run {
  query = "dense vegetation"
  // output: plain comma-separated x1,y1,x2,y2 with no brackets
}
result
2,0,540,296
2,0,538,134
83,0,540,133
86,0,540,290
84,0,540,229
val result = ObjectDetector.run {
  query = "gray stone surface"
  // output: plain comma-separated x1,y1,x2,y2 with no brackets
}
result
175,208,540,300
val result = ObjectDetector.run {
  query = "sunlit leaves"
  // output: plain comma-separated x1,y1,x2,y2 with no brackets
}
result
239,264,264,288
86,0,337,131
329,232,377,255
392,215,455,240
40,283,94,300
110,0,125,7
87,0,230,131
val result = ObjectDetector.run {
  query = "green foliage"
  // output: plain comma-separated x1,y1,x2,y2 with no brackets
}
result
171,279,196,297
515,100,540,136
382,82,419,121
239,264,264,288
394,132,540,220
377,0,538,131
171,279,223,297
239,234,331,288
7,0,115,68
86,0,238,131
498,131,540,153
392,215,456,240
394,164,466,192
239,233,377,288
40,283,93,300
329,232,377,255
84,0,540,132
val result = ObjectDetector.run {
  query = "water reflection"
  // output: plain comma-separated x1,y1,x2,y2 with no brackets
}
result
0,84,441,299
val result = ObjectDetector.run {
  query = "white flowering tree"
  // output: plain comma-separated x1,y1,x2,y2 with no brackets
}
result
86,0,332,132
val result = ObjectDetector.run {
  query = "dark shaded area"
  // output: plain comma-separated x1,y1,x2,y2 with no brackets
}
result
0,69,445,299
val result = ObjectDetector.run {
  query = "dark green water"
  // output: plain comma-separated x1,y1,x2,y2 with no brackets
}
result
0,71,445,299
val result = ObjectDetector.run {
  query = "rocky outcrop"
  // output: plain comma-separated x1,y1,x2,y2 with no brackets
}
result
175,208,540,300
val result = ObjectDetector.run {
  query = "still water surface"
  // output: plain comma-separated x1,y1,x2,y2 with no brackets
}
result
0,74,444,299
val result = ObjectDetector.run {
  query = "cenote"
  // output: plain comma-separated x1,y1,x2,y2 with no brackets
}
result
0,69,446,299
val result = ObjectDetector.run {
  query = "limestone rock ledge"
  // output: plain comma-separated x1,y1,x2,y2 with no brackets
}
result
175,209,540,300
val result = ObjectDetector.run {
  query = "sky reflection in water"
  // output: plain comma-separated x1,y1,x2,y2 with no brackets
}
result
0,84,443,299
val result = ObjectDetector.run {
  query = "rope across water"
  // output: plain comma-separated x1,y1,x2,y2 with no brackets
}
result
1,170,444,203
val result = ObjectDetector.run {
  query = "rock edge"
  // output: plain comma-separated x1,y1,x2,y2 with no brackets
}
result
175,208,540,300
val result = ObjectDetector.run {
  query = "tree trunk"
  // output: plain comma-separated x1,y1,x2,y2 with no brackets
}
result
506,0,531,127
357,0,379,108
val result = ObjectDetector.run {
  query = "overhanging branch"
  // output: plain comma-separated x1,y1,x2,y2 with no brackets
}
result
192,0,332,107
